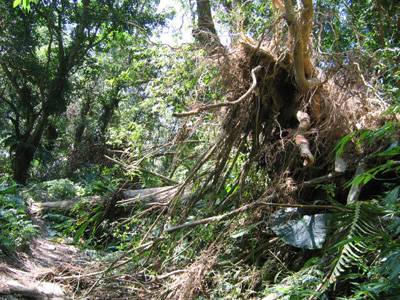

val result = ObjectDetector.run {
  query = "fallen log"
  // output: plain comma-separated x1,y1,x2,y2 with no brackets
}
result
0,278,65,299
119,185,192,205
30,185,192,215
120,186,178,203
30,196,103,215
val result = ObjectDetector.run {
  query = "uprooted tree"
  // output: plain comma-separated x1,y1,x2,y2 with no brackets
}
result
77,0,400,298
20,0,400,299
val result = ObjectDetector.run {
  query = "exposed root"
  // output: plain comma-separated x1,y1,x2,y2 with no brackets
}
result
92,3,399,299
295,111,315,166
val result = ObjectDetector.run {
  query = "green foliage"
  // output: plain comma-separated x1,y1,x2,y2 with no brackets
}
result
1,0,399,298
41,213,76,239
1,0,166,183
213,0,276,41
0,184,36,250
44,179,79,199
270,209,330,250
73,205,104,245
325,201,385,287
313,118,400,297
13,0,37,11
261,257,327,300
335,121,400,187
25,179,83,202
326,185,400,299
107,45,223,185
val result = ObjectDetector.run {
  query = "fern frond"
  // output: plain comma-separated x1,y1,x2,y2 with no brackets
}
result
324,201,384,288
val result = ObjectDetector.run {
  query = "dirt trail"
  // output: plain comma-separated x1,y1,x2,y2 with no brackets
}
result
0,206,99,300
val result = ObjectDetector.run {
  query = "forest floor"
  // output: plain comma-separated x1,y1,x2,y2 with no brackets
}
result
0,205,120,300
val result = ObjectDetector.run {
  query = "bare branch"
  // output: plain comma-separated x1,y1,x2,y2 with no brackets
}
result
135,167,179,185
165,194,279,233
165,192,346,234
104,154,179,185
172,66,262,117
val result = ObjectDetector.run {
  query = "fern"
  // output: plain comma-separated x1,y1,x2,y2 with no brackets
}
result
324,201,386,289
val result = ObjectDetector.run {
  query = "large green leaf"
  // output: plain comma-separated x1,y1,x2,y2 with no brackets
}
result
270,209,330,249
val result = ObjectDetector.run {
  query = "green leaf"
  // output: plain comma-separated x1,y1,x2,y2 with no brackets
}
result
73,211,103,244
389,262,400,281
270,210,330,249
377,142,400,156
0,185,18,196
73,221,89,244
384,186,400,208
13,0,22,8
231,221,264,239
335,134,351,157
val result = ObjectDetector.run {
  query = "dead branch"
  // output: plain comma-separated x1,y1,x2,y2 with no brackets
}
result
105,154,179,185
165,194,277,233
172,65,262,117
136,167,180,185
233,237,280,264
294,172,344,188
165,196,346,234
133,142,173,167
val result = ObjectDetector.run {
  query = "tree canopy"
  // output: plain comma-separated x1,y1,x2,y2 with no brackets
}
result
0,0,164,184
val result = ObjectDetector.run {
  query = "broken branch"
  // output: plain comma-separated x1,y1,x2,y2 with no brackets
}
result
295,111,315,166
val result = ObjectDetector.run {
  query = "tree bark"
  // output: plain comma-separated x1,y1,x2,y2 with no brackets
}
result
12,110,50,184
283,0,318,92
193,0,223,54
74,96,92,147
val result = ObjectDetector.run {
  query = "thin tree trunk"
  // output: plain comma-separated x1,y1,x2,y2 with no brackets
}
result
74,96,92,148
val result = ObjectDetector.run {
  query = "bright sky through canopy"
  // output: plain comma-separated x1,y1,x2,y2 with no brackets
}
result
157,0,193,45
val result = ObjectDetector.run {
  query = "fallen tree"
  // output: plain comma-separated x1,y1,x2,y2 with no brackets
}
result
29,186,191,215
50,1,399,299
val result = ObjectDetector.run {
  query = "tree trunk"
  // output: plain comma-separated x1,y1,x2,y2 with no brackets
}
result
12,145,35,185
193,0,223,54
196,0,218,35
283,0,317,92
100,87,121,138
74,96,92,148
12,111,49,184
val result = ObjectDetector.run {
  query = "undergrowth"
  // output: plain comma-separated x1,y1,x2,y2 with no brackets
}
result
0,184,36,250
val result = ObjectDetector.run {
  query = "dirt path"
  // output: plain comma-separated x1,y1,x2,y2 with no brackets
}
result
0,201,103,300
0,236,99,299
